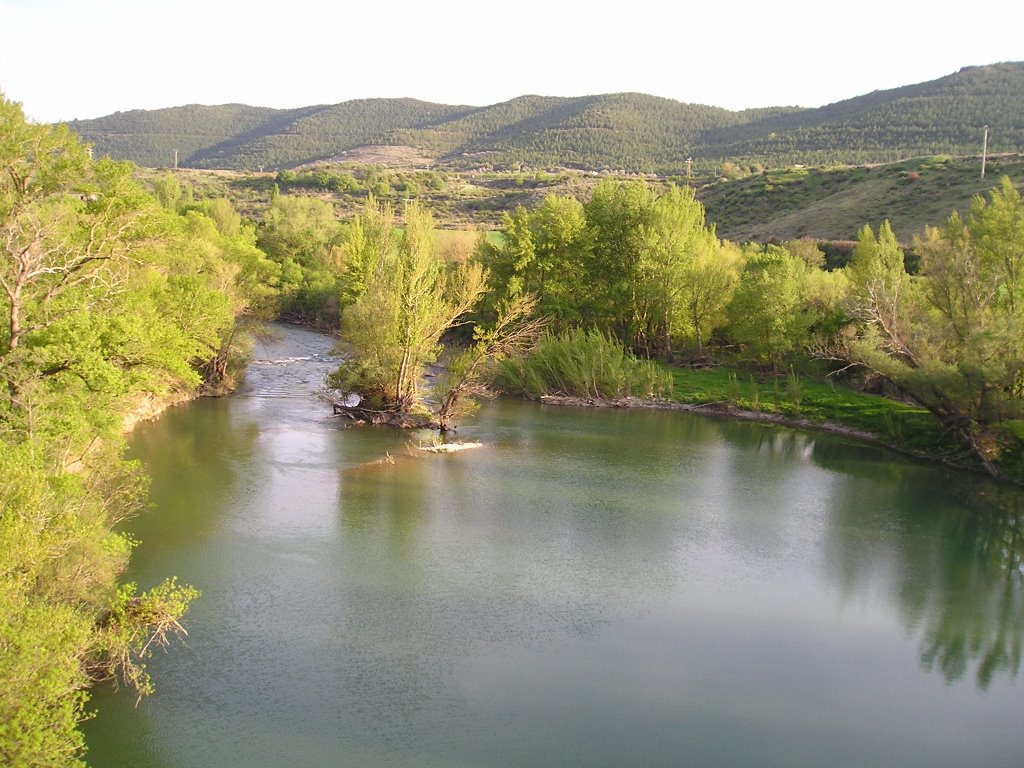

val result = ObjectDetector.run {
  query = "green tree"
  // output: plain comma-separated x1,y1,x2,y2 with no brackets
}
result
726,244,810,368
332,202,486,417
530,194,587,323
480,206,536,301
151,170,181,210
257,194,343,324
633,185,717,358
207,196,241,237
678,239,742,358
582,179,656,343
845,220,914,363
782,238,826,270
479,195,588,328
843,180,1024,475
335,194,396,308
0,93,204,767
434,293,545,431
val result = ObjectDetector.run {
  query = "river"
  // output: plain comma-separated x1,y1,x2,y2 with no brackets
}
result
84,323,1024,768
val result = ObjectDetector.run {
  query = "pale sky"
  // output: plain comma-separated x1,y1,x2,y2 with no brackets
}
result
2,0,1021,124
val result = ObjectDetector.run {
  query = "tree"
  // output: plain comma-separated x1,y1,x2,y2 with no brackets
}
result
1,151,159,360
257,194,344,324
331,202,486,419
845,220,914,363
478,206,535,301
206,197,241,237
335,194,395,308
0,93,215,766
843,180,1024,475
726,244,810,369
481,183,734,361
529,194,587,323
633,185,718,358
782,238,826,270
151,171,182,210
433,293,545,431
678,239,742,358
478,196,589,330
582,180,656,343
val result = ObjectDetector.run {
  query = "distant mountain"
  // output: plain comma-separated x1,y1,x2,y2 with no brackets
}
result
70,99,471,170
68,62,1024,172
701,62,1024,165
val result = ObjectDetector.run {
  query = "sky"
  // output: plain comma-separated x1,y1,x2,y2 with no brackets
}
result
1,0,1022,123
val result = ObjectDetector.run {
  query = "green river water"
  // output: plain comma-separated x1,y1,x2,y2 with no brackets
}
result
84,324,1024,767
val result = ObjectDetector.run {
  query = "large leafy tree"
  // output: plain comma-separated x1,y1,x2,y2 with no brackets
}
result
632,185,723,358
482,184,729,359
257,194,344,324
331,201,486,417
582,179,657,342
0,93,279,765
678,238,743,358
726,244,812,369
334,194,396,309
479,195,587,328
844,179,1024,475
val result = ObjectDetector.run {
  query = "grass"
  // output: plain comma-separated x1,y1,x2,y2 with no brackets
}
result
497,329,672,400
497,336,961,463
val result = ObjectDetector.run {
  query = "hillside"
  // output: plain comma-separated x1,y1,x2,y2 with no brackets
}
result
72,99,472,169
140,151,1024,247
702,62,1024,166
69,62,1024,173
698,153,1024,242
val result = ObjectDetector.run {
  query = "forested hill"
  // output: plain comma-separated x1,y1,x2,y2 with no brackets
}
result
68,62,1024,172
702,62,1024,165
69,99,473,170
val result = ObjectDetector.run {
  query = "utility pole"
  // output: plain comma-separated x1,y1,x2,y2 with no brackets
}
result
981,125,989,179
174,149,179,171
687,157,692,182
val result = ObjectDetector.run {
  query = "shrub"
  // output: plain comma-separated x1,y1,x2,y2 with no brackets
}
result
495,328,672,400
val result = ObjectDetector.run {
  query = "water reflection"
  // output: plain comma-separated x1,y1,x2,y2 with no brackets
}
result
813,440,1024,688
126,398,256,572
913,485,1024,687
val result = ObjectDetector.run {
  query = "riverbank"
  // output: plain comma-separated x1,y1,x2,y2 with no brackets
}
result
121,350,250,433
535,392,1001,481
532,364,990,478
122,390,198,432
539,393,878,442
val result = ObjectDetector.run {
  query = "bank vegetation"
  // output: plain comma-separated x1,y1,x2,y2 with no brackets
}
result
0,95,279,766
312,173,1024,483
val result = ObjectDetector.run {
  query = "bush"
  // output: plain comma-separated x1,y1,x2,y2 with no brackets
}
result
495,328,672,400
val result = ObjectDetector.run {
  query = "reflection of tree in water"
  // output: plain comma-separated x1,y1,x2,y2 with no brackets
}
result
814,440,1024,689
916,486,1023,688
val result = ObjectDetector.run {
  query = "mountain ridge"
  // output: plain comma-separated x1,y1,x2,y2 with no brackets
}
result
68,62,1024,172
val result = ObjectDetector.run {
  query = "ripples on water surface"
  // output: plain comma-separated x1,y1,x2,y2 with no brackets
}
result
84,324,1024,768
